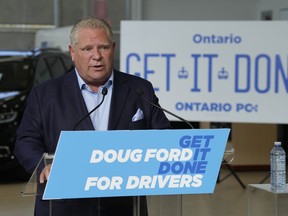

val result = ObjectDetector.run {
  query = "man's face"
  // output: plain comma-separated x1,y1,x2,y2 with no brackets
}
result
69,28,115,90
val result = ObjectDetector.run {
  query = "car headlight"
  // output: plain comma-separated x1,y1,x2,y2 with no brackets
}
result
0,111,18,123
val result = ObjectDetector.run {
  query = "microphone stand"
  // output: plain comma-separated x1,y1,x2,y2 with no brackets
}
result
136,88,194,129
72,87,107,130
133,196,140,216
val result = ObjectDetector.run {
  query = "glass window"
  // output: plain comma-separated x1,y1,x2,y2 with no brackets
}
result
0,60,31,91
34,54,73,85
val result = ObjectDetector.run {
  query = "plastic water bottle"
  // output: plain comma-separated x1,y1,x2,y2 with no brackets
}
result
270,141,286,193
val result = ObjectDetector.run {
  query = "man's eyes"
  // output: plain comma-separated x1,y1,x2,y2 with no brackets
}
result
82,47,92,51
99,45,110,50
81,46,110,51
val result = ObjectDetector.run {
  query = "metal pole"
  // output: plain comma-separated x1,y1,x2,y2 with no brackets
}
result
53,0,60,27
125,0,131,20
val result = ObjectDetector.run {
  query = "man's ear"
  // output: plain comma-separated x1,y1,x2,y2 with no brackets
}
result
69,45,75,61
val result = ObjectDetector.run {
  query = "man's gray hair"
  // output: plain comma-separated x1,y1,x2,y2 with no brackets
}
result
70,17,113,47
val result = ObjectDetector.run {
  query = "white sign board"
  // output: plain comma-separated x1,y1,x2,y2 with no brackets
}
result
120,21,288,124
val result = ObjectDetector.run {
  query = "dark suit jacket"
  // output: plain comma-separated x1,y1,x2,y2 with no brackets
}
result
14,69,171,216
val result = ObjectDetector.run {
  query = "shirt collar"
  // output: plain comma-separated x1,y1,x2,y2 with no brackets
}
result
75,69,114,92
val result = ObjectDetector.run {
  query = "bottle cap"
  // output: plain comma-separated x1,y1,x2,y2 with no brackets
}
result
274,141,281,146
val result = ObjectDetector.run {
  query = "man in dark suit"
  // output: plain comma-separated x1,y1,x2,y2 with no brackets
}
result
14,17,171,216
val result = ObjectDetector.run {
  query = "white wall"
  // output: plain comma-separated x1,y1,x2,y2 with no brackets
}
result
142,0,258,20
140,0,288,21
255,0,288,20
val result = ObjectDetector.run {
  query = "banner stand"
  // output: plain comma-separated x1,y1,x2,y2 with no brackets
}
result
133,196,140,216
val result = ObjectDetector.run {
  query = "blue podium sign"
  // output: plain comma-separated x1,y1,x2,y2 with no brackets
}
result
43,129,230,200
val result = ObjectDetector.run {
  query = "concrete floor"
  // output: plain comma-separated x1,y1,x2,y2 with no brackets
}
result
0,169,270,216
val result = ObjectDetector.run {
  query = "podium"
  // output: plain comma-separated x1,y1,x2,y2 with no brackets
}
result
21,129,230,216
21,154,184,216
22,153,53,196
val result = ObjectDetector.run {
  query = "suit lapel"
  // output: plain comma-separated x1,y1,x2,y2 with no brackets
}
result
63,70,130,130
63,71,94,130
108,71,130,130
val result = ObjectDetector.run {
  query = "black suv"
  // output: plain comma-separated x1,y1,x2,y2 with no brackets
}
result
0,48,74,180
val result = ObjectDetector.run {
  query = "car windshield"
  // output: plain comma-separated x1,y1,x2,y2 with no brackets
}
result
0,60,31,91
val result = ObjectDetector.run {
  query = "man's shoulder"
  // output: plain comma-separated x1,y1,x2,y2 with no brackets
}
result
115,70,151,85
35,70,75,90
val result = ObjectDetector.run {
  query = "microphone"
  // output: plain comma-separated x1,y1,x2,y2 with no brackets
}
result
136,88,194,129
72,87,108,130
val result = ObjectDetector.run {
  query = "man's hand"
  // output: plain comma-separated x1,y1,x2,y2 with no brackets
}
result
39,164,52,183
